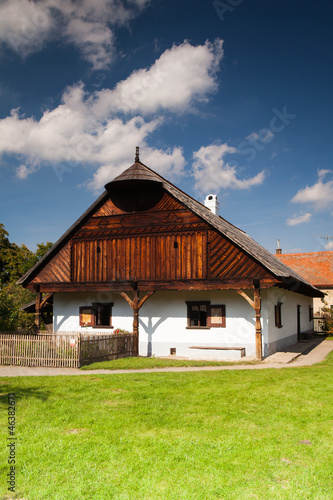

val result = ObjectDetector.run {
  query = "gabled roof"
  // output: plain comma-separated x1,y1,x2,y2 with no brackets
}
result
276,251,333,288
17,159,323,297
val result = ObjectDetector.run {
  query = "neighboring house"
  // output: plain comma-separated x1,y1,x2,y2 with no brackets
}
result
17,152,322,360
275,251,333,316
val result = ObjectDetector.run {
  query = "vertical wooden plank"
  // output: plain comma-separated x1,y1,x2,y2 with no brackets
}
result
110,238,115,280
181,234,186,279
125,237,130,280
186,234,191,279
160,235,165,280
135,236,140,281
150,235,156,280
192,234,197,279
140,236,146,280
175,234,181,279
76,241,81,282
197,232,203,279
165,235,171,280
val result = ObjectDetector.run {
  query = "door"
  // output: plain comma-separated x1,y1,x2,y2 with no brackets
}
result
297,305,301,341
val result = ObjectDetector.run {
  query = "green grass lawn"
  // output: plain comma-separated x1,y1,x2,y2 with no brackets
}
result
1,353,333,500
80,356,259,370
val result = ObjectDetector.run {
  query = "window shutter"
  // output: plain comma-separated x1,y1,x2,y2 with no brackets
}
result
79,306,95,327
208,305,226,328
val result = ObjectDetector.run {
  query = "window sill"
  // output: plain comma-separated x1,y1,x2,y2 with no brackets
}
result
92,326,114,329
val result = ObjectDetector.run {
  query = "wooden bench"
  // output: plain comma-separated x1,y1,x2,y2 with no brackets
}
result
189,346,246,358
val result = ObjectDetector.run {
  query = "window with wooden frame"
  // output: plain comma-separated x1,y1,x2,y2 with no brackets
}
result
275,302,283,328
79,303,114,328
186,301,226,329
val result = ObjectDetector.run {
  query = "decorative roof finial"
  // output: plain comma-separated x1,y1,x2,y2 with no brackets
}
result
135,146,140,163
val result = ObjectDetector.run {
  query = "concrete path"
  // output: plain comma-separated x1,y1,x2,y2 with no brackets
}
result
0,339,332,377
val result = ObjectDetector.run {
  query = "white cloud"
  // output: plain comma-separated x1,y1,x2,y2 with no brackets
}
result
286,213,312,226
64,18,114,70
0,0,150,69
0,0,53,57
0,40,223,190
292,170,333,210
88,39,223,114
192,144,266,193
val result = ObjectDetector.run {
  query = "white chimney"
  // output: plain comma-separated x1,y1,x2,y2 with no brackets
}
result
204,194,219,216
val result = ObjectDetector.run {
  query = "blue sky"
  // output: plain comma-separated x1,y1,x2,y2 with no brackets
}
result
0,0,332,255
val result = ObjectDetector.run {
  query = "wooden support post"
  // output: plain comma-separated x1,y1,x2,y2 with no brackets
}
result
118,290,155,357
132,289,139,356
237,283,262,361
35,288,42,331
254,284,262,361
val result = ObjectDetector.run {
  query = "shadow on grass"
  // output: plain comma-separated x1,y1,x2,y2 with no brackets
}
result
0,386,51,407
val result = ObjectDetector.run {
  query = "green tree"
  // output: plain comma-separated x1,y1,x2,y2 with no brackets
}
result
0,289,18,331
35,241,53,262
0,223,12,286
0,223,53,331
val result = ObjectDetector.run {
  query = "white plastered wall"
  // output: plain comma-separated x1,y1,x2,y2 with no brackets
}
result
263,287,313,356
53,287,313,359
53,290,260,359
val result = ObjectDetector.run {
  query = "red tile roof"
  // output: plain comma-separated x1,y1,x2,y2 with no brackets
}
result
275,251,333,288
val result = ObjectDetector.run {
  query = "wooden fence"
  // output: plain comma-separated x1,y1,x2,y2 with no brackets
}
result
80,332,134,366
0,332,134,368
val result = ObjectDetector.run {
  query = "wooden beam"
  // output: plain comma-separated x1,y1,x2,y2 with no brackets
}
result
118,290,155,356
118,291,133,308
35,290,42,331
138,291,155,309
40,293,54,310
236,290,254,309
26,278,279,293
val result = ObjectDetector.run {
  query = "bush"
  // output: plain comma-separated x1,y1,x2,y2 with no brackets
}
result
0,289,18,330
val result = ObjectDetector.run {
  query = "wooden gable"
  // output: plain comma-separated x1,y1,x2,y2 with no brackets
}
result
72,191,209,283
25,187,276,292
30,242,71,284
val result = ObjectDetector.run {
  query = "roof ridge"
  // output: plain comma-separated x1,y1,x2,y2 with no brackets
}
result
277,251,333,256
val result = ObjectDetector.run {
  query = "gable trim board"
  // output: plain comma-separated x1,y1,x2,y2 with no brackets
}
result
17,159,323,360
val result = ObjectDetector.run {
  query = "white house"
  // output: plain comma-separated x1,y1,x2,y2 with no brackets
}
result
18,153,322,360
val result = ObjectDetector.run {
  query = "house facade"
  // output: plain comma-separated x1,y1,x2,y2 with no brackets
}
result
18,153,322,360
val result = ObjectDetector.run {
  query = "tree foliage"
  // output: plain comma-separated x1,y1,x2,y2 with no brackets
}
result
0,223,53,331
